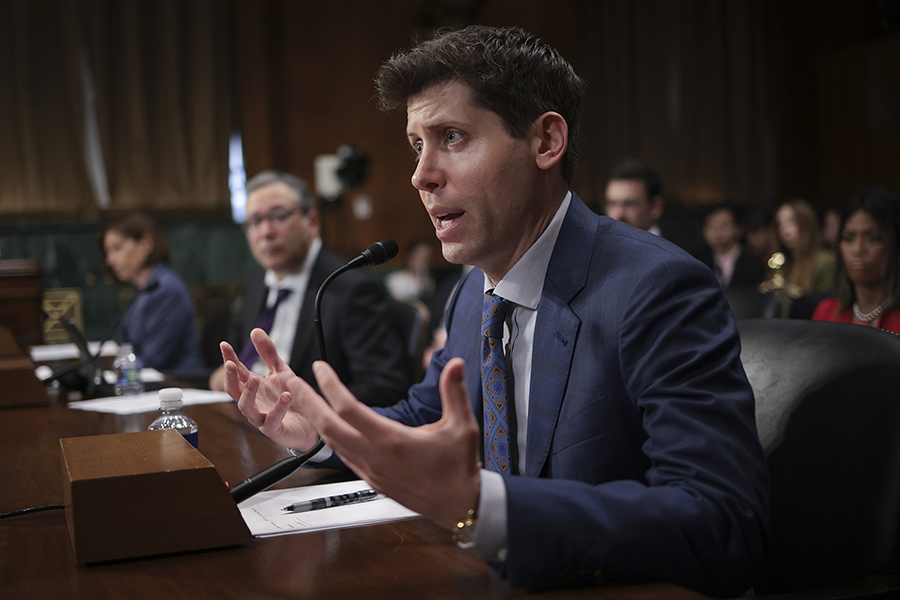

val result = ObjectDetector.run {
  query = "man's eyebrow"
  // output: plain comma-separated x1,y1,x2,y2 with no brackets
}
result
408,119,467,137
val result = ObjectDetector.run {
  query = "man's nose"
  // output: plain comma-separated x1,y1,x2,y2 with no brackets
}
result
412,148,444,193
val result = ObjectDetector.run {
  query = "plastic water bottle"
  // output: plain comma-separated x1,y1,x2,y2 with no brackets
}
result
114,343,144,395
148,388,199,449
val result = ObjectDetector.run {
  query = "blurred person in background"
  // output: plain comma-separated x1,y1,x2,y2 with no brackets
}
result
744,208,780,268
763,198,836,316
604,158,665,236
813,187,900,334
207,170,411,406
99,213,205,371
695,205,764,291
385,238,435,303
822,207,842,251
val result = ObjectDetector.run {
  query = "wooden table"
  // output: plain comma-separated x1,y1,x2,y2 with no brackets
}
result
0,398,709,600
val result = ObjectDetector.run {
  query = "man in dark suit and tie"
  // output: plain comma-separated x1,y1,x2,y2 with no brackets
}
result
221,26,768,598
695,204,766,291
208,171,411,407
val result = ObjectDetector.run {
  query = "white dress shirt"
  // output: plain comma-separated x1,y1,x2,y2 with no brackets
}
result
299,193,572,560
473,192,571,560
250,237,322,375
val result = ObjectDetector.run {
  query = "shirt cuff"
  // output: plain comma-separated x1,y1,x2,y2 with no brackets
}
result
472,468,509,562
287,443,333,463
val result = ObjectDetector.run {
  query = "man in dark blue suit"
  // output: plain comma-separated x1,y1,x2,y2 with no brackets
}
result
222,26,768,597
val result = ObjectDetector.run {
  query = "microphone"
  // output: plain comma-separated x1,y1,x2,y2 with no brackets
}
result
229,240,399,504
345,239,400,270
43,280,161,392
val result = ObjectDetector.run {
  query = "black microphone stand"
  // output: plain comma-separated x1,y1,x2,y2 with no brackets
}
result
229,240,398,504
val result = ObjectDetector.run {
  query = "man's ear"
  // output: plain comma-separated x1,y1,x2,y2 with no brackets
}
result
305,209,321,232
650,195,665,220
532,112,568,172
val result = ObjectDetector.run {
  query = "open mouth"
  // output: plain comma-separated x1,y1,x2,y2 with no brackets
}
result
435,212,463,229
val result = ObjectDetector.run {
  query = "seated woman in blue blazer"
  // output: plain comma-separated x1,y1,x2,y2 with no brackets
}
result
99,213,204,372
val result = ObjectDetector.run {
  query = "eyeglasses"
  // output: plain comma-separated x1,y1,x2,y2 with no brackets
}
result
242,207,301,234
604,198,647,211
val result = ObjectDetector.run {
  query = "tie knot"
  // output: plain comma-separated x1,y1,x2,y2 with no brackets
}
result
482,292,510,340
273,288,291,306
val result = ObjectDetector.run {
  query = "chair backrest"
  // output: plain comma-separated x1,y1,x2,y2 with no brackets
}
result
737,319,900,594
725,288,780,319
389,297,430,383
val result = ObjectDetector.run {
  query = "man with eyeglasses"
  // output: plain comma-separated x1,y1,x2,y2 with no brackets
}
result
604,158,665,236
208,170,411,408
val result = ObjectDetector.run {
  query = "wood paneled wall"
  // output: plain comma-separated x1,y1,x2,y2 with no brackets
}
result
232,0,580,262
232,0,897,262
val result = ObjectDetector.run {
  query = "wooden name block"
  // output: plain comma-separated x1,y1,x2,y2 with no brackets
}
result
60,430,251,564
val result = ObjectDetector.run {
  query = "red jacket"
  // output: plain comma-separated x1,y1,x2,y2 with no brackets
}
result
812,296,900,335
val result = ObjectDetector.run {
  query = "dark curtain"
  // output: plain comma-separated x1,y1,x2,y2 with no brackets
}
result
577,0,770,206
0,0,92,218
0,0,232,218
83,0,232,213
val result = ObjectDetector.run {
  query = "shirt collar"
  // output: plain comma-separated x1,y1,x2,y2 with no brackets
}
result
718,242,742,263
486,192,571,310
264,236,322,293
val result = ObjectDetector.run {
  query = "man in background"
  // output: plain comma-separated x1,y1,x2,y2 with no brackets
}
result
696,204,765,291
604,158,665,235
208,170,411,407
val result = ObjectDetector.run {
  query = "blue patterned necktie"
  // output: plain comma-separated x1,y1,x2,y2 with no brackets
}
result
482,291,512,474
239,288,291,367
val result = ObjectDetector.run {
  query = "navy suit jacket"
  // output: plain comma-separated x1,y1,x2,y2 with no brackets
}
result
379,194,768,596
235,248,412,408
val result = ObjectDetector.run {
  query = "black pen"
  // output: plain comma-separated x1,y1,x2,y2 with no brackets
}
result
282,489,379,513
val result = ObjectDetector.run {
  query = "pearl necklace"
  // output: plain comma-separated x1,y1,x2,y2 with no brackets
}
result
853,295,894,323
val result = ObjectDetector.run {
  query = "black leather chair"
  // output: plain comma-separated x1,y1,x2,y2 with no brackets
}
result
725,288,781,319
389,297,430,383
737,319,900,597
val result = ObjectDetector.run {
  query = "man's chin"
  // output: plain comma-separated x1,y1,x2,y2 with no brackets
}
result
440,243,471,267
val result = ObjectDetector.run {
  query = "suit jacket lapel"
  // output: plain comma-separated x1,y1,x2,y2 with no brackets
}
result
524,194,595,477
241,270,268,343
289,251,331,370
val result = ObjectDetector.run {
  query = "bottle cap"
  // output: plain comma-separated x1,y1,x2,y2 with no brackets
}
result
158,387,184,409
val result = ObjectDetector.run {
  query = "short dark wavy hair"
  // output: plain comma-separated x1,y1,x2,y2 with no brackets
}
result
608,158,663,199
375,25,586,184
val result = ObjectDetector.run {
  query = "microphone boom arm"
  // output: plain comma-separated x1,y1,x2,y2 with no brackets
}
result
230,239,398,504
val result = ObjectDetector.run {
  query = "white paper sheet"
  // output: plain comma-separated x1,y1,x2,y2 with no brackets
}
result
29,341,119,362
67,388,232,414
238,480,419,537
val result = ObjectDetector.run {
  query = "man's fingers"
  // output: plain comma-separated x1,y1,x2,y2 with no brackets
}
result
251,328,288,373
312,361,396,434
221,341,250,383
306,361,379,454
220,340,238,363
235,374,265,427
222,361,245,401
261,392,293,434
438,357,474,425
